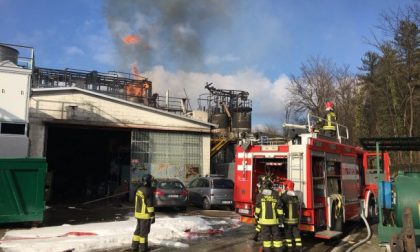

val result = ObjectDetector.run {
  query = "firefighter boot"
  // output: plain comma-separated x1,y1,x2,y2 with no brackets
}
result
139,242,147,252
131,241,139,252
293,246,303,252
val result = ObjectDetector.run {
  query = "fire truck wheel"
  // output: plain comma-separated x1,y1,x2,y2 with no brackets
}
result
367,197,378,221
203,197,212,210
330,204,343,232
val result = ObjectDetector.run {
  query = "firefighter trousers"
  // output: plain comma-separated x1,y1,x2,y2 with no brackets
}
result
260,225,283,252
251,222,262,241
284,224,302,252
132,219,151,252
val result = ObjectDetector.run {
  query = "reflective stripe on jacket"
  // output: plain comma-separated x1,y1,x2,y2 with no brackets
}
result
323,111,337,131
254,189,283,225
134,186,154,219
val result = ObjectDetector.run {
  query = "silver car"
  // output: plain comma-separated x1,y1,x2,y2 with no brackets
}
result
187,176,234,210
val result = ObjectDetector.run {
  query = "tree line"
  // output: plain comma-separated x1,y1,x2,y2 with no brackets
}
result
284,4,419,167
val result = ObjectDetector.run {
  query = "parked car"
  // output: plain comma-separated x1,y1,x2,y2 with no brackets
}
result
152,178,188,211
187,175,234,210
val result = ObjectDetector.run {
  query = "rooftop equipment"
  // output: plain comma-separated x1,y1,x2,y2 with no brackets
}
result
199,82,252,138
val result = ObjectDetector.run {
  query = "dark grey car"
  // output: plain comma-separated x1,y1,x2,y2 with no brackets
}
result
187,176,234,210
152,178,188,211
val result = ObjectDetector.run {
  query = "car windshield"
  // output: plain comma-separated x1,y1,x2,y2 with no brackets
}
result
213,179,234,189
158,181,185,189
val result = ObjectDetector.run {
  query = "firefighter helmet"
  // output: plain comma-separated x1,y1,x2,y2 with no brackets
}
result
142,174,153,187
325,101,334,112
262,178,273,190
284,180,295,191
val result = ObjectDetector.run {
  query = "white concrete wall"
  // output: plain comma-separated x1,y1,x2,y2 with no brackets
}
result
202,134,211,176
0,63,32,158
28,119,45,157
0,66,31,122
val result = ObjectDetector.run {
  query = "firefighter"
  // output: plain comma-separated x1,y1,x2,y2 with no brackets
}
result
251,176,265,241
322,101,337,137
132,174,155,252
280,180,302,252
254,178,284,252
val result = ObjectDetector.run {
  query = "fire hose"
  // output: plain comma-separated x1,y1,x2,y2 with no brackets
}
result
330,194,343,219
345,202,372,252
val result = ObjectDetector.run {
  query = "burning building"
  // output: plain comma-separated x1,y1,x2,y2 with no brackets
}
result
0,42,214,203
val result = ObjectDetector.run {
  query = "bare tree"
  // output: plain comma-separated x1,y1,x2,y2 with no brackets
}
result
286,57,336,120
285,57,360,142
334,66,359,143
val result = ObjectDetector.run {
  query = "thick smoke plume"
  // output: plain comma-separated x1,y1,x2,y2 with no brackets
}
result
105,0,235,72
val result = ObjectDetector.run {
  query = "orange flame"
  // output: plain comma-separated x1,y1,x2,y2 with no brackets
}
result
124,62,145,97
122,34,141,45
124,83,143,97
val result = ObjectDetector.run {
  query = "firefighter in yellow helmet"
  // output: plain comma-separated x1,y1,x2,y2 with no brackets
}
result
254,178,284,252
322,101,337,137
280,180,302,252
132,174,155,252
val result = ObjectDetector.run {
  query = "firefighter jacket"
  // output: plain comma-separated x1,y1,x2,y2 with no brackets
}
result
254,189,283,225
134,186,155,219
280,190,300,225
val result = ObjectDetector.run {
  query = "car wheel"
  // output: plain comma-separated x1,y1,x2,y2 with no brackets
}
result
179,206,187,212
203,198,211,210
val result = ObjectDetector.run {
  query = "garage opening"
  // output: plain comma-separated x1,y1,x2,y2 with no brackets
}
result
46,124,131,203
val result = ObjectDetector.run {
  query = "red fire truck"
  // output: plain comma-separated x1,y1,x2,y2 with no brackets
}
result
233,115,390,238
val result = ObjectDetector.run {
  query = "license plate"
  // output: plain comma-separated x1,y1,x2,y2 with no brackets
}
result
222,200,232,204
238,209,250,214
168,195,179,198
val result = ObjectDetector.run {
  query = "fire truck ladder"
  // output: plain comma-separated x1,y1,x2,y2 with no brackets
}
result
288,152,303,192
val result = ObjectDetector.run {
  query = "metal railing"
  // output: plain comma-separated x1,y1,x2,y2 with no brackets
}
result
307,114,349,142
31,67,191,114
282,113,349,143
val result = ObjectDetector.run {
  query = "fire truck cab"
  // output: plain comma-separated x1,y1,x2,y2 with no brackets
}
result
233,114,390,239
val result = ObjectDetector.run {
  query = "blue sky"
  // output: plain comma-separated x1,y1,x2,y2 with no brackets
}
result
0,0,416,127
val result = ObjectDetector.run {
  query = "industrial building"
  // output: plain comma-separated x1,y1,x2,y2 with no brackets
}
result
198,83,252,180
0,43,214,203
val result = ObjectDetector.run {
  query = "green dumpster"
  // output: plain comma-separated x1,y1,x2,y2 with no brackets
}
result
0,158,47,223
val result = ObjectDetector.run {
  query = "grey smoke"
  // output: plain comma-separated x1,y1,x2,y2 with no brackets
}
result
104,0,236,72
